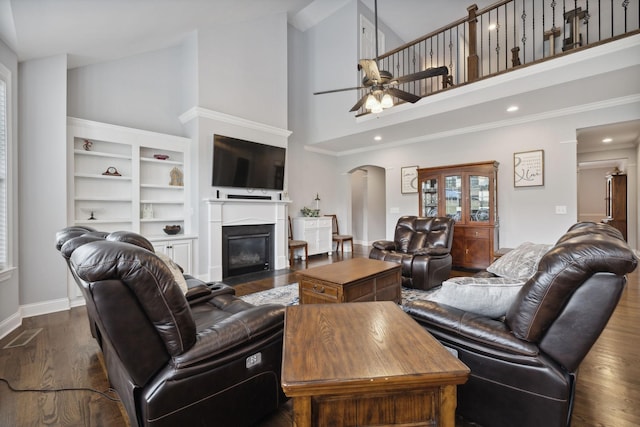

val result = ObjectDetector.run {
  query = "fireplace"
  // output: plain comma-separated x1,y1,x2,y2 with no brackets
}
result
206,199,290,282
222,224,274,278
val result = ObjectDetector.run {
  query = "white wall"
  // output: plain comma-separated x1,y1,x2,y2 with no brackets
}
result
18,54,69,313
0,38,20,337
67,45,187,136
286,20,340,223
197,12,288,129
301,0,360,143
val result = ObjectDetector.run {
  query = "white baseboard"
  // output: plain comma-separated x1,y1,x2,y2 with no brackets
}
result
0,310,22,340
69,297,87,309
20,298,70,319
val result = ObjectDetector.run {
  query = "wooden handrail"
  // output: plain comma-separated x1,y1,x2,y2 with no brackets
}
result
378,15,470,60
355,0,639,116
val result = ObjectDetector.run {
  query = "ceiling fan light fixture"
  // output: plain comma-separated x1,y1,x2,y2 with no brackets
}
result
371,103,384,114
381,93,393,109
365,94,378,110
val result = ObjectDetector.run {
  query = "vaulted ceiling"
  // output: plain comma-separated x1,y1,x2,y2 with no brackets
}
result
0,0,492,69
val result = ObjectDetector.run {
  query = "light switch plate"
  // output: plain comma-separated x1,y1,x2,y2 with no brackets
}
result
555,205,567,214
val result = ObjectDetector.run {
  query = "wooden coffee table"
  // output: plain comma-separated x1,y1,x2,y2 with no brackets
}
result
281,301,470,427
297,258,401,304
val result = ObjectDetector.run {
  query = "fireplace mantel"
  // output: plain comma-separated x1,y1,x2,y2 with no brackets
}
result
206,198,290,281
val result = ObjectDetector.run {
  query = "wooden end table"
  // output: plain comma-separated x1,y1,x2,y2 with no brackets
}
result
281,301,470,427
297,258,401,304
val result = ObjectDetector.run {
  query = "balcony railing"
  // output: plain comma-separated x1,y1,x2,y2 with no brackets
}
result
357,0,639,116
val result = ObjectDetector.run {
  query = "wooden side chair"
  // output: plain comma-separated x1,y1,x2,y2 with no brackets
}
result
325,214,353,254
288,216,307,264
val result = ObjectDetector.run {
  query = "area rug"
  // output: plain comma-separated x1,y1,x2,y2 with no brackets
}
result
239,283,440,306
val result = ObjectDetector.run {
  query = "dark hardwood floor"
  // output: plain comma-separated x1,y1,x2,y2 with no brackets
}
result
1,245,638,426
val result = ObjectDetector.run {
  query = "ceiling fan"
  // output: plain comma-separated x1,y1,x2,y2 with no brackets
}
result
313,0,449,113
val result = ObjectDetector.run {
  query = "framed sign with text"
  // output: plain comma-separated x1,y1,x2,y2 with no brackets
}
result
401,166,418,194
514,150,544,187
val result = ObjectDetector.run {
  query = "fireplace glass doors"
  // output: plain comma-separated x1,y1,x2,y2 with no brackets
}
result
222,224,274,278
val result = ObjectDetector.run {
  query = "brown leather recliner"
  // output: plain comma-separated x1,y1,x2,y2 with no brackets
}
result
404,222,638,427
369,216,454,290
56,227,286,427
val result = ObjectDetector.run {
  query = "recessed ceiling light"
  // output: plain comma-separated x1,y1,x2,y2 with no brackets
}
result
374,135,382,141
602,137,613,143
506,105,519,112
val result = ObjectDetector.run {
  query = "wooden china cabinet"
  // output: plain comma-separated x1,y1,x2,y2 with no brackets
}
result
418,161,499,269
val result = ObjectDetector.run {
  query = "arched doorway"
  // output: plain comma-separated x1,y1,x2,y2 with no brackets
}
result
349,165,386,246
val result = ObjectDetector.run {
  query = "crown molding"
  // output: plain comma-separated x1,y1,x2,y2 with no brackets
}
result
179,107,292,138
67,117,191,143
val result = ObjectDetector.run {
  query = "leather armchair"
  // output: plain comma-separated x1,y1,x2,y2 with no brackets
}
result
404,222,638,427
369,216,454,290
56,227,286,427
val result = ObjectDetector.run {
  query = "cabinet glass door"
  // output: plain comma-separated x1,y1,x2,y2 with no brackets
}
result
444,175,462,222
421,178,438,216
469,175,490,222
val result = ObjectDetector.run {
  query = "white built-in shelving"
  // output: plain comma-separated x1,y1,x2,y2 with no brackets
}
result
67,118,195,275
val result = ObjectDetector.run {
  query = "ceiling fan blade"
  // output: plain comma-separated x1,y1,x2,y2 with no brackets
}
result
358,59,381,82
392,66,449,85
350,94,368,112
386,87,422,103
314,86,365,95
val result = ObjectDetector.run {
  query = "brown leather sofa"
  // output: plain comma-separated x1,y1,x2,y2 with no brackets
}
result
56,226,286,427
404,222,638,427
369,216,454,290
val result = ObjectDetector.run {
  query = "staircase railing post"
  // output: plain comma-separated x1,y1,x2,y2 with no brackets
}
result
467,4,479,82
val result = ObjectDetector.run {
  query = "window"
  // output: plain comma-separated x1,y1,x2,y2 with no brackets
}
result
0,66,8,272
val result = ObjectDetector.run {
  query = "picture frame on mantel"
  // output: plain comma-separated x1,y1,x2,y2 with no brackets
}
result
401,166,419,194
514,150,544,187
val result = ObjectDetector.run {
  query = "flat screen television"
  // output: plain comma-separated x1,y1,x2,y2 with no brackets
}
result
212,134,285,191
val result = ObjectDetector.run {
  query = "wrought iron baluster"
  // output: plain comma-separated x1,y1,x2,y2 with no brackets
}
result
412,46,416,95
622,0,630,33
449,27,454,87
482,13,486,76
522,0,527,63
585,1,590,44
597,0,601,39
496,10,501,72
611,0,614,38
532,0,536,61
504,4,508,69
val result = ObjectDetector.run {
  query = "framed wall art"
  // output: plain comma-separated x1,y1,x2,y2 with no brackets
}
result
514,150,544,187
401,166,418,194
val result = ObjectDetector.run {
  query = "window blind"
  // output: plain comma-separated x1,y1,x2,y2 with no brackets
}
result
0,79,7,270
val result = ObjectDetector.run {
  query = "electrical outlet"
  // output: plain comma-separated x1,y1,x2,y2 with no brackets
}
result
555,205,567,214
390,207,400,213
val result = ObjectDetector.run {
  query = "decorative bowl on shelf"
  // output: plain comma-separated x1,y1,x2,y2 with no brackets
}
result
163,225,181,235
154,154,169,160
